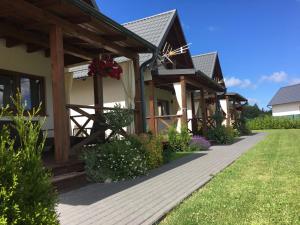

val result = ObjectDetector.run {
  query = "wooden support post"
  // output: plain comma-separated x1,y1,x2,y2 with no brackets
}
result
200,88,208,136
50,25,70,162
191,92,197,133
180,76,187,128
93,71,105,140
226,95,230,127
149,80,156,134
133,55,143,134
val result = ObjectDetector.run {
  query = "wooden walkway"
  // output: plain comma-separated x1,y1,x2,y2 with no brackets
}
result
58,133,266,225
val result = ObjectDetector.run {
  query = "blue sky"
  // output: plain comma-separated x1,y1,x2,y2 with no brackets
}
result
97,0,300,109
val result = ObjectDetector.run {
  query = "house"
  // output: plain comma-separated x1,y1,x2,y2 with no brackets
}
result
268,83,300,117
191,52,226,129
219,93,248,126
69,10,225,136
192,52,248,126
0,0,156,162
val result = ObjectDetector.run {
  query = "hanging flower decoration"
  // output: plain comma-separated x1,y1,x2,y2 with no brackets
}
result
88,55,123,80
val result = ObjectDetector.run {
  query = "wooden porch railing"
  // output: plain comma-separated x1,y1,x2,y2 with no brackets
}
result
146,114,182,134
188,116,216,134
66,104,128,151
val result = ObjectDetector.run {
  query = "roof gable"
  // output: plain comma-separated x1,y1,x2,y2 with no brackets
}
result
192,52,217,78
123,10,194,68
123,10,176,48
192,52,225,87
268,83,300,106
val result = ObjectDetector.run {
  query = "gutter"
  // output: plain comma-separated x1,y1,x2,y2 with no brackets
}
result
140,50,159,132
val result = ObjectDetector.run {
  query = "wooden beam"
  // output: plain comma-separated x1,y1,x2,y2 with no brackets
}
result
101,35,127,42
27,44,44,53
1,0,137,58
50,25,70,162
200,88,208,136
5,38,21,48
0,22,95,60
93,72,105,141
148,80,156,134
34,0,62,9
133,56,143,134
67,15,92,24
180,76,188,128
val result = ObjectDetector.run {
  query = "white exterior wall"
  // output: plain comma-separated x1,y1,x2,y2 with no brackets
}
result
0,39,55,134
272,102,300,116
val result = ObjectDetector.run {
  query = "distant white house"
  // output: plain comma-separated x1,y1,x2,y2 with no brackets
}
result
268,84,300,117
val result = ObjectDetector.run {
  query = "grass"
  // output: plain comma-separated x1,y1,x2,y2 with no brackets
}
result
160,130,300,225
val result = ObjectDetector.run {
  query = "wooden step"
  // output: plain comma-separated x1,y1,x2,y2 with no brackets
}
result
48,160,85,176
52,171,89,193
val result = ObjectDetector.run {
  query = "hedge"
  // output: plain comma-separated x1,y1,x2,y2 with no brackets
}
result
247,116,300,130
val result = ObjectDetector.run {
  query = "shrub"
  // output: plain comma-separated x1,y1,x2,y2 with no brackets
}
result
207,126,236,145
247,115,300,130
104,103,134,137
82,136,149,182
138,134,164,170
167,126,191,152
0,94,58,225
189,135,211,151
233,114,252,136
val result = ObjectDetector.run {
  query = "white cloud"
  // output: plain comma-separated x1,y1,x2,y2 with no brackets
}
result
224,77,254,88
260,71,288,83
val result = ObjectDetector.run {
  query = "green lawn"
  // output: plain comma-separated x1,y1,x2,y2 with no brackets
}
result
160,130,300,225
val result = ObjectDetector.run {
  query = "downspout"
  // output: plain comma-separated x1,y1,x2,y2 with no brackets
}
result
139,50,159,132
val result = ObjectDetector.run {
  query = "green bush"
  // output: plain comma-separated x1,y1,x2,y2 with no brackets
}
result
207,126,236,145
247,116,300,130
167,126,191,152
138,134,164,170
233,117,252,136
0,94,58,225
82,136,149,182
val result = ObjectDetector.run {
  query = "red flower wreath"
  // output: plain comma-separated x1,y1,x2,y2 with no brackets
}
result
88,56,123,80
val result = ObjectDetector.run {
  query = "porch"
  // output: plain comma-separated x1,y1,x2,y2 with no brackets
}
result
0,0,156,163
146,69,225,136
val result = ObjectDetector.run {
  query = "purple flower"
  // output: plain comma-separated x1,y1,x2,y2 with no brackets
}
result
190,135,211,150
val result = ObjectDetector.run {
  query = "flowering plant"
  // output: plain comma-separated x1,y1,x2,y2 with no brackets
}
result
190,135,211,150
82,136,149,182
88,56,123,80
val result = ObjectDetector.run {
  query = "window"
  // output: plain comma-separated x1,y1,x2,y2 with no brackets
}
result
157,99,170,116
0,69,45,114
0,75,14,108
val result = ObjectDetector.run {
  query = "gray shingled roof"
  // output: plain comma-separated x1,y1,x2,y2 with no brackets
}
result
122,10,176,64
192,52,217,78
268,83,300,106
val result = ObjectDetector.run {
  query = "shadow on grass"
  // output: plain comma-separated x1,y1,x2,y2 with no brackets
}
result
59,152,206,206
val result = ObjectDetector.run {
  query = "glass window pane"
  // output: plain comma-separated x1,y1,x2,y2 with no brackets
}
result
20,77,32,110
0,75,14,108
20,77,42,110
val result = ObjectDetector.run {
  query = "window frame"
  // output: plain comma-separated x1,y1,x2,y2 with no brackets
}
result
0,69,46,116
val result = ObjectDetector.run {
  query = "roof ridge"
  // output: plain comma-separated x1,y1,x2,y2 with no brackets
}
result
122,9,176,25
281,83,300,89
192,51,218,58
